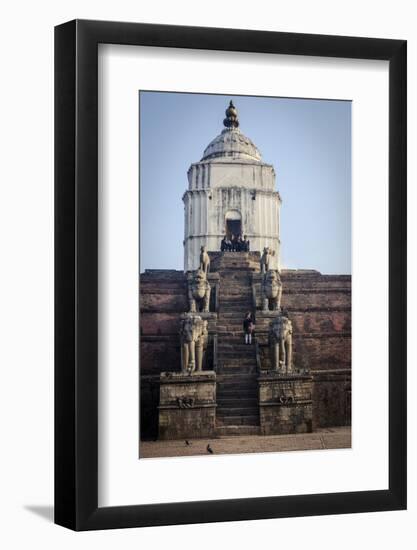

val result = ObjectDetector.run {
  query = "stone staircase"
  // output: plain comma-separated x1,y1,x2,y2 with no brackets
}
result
213,253,260,436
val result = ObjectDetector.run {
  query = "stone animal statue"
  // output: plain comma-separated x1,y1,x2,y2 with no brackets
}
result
200,245,210,275
260,247,275,274
262,269,282,311
269,315,293,373
179,314,208,374
187,269,211,313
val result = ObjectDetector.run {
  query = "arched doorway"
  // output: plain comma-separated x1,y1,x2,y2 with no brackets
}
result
225,210,242,240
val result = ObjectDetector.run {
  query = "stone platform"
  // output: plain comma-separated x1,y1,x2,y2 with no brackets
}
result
158,371,216,440
258,372,313,435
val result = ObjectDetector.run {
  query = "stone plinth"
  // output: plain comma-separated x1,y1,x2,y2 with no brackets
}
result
258,373,313,435
158,371,216,440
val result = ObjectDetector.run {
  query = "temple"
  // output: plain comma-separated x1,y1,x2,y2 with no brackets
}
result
183,101,281,272
140,101,351,444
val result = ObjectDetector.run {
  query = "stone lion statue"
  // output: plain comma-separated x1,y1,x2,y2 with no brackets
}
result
269,315,293,373
262,269,282,312
260,247,275,274
187,269,211,313
200,245,210,275
179,314,208,374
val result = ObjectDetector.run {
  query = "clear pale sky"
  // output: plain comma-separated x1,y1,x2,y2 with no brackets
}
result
140,91,351,274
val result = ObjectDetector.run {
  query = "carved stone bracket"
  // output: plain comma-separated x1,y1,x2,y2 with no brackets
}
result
176,397,195,408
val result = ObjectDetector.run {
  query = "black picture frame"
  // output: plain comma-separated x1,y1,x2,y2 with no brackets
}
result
55,19,407,531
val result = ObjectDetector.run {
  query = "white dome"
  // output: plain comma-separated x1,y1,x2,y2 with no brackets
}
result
201,128,262,162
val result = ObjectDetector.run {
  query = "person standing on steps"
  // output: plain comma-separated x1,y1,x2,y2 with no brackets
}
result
243,311,255,344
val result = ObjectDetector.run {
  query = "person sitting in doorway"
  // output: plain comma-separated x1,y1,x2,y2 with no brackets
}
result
231,234,237,252
236,234,244,251
221,235,233,252
220,236,227,252
243,235,250,252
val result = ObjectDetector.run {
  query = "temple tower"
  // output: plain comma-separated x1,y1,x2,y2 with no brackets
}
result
183,101,281,272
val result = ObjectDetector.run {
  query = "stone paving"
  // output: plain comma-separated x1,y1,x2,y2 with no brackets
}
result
139,426,351,458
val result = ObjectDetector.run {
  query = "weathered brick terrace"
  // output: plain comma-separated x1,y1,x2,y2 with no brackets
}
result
140,251,351,441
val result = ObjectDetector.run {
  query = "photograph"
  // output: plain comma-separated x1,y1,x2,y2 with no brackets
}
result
139,91,352,458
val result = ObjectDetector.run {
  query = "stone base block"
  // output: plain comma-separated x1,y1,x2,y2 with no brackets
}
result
258,372,313,435
158,371,216,440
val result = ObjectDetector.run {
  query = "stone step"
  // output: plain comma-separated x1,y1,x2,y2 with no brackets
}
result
217,314,251,320
216,330,245,337
217,394,258,403
217,393,258,402
217,383,258,395
219,288,252,298
218,307,253,314
217,402,258,410
217,406,259,417
217,381,258,391
217,354,255,361
218,311,256,318
218,362,256,369
217,382,258,390
216,328,246,335
218,285,252,291
219,293,252,296
218,347,256,355
218,301,253,306
218,367,257,375
218,357,256,364
216,414,259,426
216,321,248,328
219,296,252,306
217,374,258,387
217,366,256,373
218,273,252,278
217,346,255,352
217,344,255,351
215,425,261,436
217,363,257,370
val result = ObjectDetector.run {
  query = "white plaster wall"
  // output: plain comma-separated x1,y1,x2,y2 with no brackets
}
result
184,185,280,270
184,158,280,270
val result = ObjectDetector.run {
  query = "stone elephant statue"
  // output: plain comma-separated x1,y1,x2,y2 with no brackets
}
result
269,315,293,374
260,247,275,274
187,269,211,313
179,314,208,374
262,269,282,311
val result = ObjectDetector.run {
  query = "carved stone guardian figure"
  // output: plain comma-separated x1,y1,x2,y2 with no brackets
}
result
262,269,282,311
187,269,211,313
199,245,210,275
179,314,208,374
269,315,293,373
260,247,275,274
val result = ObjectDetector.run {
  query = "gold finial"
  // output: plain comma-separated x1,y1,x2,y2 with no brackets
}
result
223,100,239,129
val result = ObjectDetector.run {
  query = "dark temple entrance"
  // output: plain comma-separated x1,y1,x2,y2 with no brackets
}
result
226,219,242,239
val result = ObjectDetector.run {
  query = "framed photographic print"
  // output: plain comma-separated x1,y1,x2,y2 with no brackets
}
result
55,20,406,530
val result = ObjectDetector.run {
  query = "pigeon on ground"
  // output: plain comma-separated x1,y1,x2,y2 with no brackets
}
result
207,444,214,454
185,440,191,446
